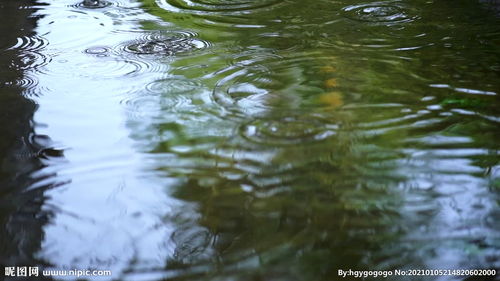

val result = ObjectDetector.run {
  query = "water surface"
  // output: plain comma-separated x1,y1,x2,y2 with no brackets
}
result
0,0,499,280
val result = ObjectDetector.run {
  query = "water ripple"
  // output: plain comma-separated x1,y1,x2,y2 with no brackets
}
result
74,0,113,9
55,51,146,78
121,77,203,118
10,133,65,165
211,52,343,118
9,35,49,51
16,75,46,96
122,94,190,119
158,0,283,13
146,77,202,94
341,2,417,24
78,30,210,78
120,31,211,56
170,224,212,263
84,46,112,57
240,115,339,146
7,35,51,70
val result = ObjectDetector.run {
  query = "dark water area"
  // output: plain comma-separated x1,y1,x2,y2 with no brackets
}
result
0,0,62,275
0,0,499,280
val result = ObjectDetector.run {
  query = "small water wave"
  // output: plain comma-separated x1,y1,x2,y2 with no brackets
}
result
9,133,65,168
121,31,211,56
121,92,191,118
16,75,48,96
146,77,202,94
2,73,42,97
121,77,203,118
320,1,429,52
70,0,140,9
429,83,497,96
80,31,209,78
341,2,417,24
211,52,343,119
13,75,39,90
8,35,49,51
84,46,112,57
13,51,51,71
158,0,283,13
68,0,149,24
52,50,147,78
353,109,452,141
7,35,51,71
212,67,276,117
151,0,288,30
240,115,338,146
74,0,113,9
170,224,213,264
13,145,65,162
84,31,212,76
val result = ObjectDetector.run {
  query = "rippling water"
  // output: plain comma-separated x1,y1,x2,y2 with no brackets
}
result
0,0,499,280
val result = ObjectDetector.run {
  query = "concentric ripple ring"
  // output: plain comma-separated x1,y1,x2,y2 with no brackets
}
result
342,2,416,24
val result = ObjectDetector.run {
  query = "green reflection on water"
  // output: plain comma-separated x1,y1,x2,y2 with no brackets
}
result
128,0,499,279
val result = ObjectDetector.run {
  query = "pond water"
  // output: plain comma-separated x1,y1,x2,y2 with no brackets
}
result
0,0,499,280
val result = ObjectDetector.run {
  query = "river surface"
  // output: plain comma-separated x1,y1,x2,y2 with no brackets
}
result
0,0,499,280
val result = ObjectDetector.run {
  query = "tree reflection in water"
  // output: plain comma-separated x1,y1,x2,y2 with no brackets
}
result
0,0,65,272
126,0,499,279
